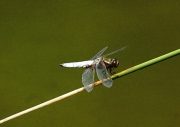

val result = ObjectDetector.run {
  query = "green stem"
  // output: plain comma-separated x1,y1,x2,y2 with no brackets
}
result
0,49,179,124
111,49,180,80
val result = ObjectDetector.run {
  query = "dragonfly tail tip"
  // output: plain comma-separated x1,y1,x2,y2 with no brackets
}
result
59,64,63,67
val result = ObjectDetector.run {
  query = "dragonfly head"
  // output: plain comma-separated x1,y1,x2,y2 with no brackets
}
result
111,58,119,68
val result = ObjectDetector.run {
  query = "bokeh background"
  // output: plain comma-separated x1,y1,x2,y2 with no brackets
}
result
0,0,180,126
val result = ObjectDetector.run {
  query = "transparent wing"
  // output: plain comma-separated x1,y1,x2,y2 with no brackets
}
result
96,61,113,88
91,46,108,60
82,68,95,92
102,46,128,58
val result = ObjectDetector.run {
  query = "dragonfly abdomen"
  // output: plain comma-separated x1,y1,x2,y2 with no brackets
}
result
60,60,94,68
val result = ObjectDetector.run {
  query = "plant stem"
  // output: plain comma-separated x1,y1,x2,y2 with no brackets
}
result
0,49,179,124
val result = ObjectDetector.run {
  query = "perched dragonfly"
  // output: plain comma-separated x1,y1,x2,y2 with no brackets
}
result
60,46,128,92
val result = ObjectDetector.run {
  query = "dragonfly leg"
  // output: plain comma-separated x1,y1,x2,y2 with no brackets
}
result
109,68,115,75
109,68,112,75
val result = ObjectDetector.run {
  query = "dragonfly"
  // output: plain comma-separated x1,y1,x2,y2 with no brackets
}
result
60,46,128,92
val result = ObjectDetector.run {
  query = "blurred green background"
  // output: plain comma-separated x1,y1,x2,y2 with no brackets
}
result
0,0,180,126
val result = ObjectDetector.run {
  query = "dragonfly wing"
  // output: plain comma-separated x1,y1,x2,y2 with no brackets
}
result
96,61,113,88
91,46,108,60
82,68,95,92
102,46,128,58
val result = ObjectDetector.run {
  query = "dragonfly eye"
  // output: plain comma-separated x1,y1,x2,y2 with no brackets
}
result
112,59,119,68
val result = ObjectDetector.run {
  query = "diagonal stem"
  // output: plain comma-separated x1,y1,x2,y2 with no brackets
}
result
0,49,179,124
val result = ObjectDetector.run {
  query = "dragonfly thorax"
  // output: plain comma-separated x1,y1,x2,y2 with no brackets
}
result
103,58,119,68
102,58,119,75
